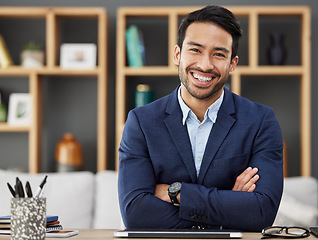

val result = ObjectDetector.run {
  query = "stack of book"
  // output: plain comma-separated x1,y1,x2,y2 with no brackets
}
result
0,216,10,233
0,215,63,235
46,216,63,232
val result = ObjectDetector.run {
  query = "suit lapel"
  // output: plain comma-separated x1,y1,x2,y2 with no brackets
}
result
164,87,197,183
198,89,236,184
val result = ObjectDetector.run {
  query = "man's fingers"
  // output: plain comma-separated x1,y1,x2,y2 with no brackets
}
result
232,167,259,191
242,173,259,191
247,184,256,192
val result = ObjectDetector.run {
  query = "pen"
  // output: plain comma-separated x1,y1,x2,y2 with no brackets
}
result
25,181,33,198
38,184,46,198
17,177,25,198
35,175,48,197
14,179,19,198
7,182,16,198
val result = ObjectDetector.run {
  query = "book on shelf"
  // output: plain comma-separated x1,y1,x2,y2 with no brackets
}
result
0,34,13,68
125,24,145,67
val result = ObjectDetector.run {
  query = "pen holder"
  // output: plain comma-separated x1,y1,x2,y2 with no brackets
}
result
11,198,46,240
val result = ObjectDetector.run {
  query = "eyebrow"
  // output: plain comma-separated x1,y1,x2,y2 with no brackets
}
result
186,41,230,54
214,47,230,54
187,41,204,48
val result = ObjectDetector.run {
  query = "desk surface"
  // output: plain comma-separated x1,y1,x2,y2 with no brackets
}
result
0,229,316,239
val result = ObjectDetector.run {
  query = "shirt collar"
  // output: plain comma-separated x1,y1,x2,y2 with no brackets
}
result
178,86,224,125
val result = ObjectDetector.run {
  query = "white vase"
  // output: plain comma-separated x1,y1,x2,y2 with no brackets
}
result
21,50,44,68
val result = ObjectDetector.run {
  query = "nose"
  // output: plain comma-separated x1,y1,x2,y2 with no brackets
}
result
197,53,215,72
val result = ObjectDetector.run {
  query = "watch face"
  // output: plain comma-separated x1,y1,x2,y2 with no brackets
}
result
169,182,182,193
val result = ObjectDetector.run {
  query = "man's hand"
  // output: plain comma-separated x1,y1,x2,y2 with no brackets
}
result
154,184,171,202
154,184,182,204
232,167,259,192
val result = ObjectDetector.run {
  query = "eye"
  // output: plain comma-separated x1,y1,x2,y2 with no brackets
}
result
214,52,226,58
189,48,201,53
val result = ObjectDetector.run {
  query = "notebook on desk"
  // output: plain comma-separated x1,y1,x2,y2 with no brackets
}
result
114,229,243,238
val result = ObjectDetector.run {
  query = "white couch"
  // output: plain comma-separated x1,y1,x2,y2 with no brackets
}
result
0,169,122,229
274,176,318,228
0,169,317,229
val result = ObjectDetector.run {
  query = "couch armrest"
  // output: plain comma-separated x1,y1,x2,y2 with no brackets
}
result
93,170,122,229
274,176,318,227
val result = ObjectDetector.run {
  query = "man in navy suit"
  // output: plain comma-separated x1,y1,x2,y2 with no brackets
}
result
118,5,283,231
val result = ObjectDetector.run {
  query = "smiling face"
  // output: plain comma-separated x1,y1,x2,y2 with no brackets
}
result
174,22,238,105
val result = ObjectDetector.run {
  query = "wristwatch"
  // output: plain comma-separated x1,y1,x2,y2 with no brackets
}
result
168,182,182,206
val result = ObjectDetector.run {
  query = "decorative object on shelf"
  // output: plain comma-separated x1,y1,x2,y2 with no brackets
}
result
134,84,154,108
267,32,287,65
0,34,13,68
0,91,6,122
60,43,97,69
20,41,44,68
7,93,32,126
126,25,145,67
55,133,83,172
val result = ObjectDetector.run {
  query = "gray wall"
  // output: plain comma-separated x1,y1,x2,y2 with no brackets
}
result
0,0,317,177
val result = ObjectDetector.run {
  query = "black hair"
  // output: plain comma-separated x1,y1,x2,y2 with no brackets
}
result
177,5,242,60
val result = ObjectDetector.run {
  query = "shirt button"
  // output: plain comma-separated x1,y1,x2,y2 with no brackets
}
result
198,157,202,162
199,125,202,129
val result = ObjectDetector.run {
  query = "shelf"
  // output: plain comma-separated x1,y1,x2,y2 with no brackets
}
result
0,66,101,76
116,6,311,176
0,123,29,132
123,66,177,76
235,66,305,75
0,7,108,173
121,65,305,77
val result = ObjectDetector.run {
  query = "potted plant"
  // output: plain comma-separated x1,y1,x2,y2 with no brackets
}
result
20,41,44,68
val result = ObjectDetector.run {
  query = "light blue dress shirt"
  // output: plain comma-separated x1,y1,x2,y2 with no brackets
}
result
178,87,224,176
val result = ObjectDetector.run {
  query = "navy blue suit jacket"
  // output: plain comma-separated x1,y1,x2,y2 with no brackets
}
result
118,86,283,231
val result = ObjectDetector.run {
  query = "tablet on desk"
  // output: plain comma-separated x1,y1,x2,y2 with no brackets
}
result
114,229,243,238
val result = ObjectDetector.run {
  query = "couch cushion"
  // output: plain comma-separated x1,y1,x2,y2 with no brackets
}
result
0,170,94,228
93,170,122,229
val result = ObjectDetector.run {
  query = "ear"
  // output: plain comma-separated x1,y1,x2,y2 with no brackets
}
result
173,45,181,66
229,56,239,75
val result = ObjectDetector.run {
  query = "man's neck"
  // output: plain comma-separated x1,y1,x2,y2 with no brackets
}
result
180,86,223,122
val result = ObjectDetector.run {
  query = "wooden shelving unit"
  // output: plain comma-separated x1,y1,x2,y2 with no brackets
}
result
0,7,108,173
115,6,311,176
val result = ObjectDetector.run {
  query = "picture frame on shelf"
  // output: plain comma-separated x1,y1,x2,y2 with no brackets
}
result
7,93,32,126
60,43,97,69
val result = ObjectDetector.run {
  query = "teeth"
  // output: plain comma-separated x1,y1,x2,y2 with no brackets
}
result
193,73,212,82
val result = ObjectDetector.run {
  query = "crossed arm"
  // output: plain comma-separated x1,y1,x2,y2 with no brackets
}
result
155,167,259,203
119,106,283,231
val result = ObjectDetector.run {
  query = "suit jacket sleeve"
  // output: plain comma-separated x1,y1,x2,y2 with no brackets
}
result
118,109,196,229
